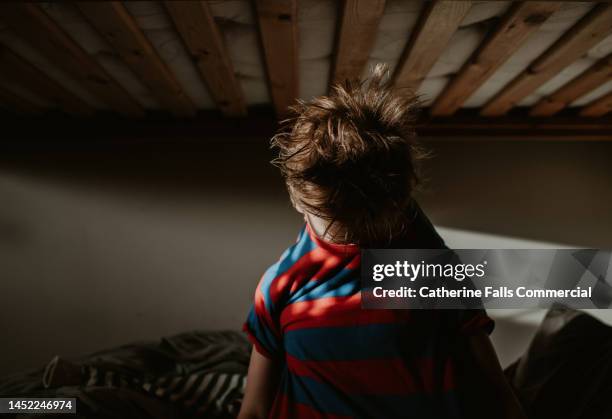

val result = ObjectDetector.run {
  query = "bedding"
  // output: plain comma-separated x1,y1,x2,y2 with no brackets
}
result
3,307,612,418
505,305,612,419
0,330,250,418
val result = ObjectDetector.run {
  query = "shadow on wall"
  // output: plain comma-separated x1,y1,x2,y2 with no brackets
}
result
0,139,612,248
2,139,611,248
0,140,303,375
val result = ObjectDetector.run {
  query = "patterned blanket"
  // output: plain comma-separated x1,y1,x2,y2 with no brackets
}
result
0,330,250,418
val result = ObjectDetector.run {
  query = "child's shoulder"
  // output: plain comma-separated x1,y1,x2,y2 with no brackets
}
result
269,224,317,273
258,224,359,304
257,225,316,295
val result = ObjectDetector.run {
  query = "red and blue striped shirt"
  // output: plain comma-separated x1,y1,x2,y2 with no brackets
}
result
244,207,493,418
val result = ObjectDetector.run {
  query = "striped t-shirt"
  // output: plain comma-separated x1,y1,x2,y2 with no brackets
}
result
244,206,493,418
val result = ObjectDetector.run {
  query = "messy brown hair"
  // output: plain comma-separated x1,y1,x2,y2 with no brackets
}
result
271,64,423,247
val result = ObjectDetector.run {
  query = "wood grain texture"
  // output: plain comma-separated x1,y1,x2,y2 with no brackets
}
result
254,0,299,118
76,1,196,117
0,2,144,117
530,52,612,116
165,1,246,116
331,0,385,87
482,3,612,117
580,90,612,117
0,44,93,116
431,2,560,116
393,1,472,90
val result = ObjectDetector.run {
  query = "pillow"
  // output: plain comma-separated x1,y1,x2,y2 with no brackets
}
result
506,305,612,419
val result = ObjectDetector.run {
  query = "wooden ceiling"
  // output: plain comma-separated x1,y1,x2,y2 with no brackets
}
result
0,1,612,141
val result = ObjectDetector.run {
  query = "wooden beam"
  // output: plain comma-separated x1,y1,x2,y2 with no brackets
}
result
393,1,472,90
431,2,560,116
0,2,144,117
418,113,612,141
530,52,612,116
0,85,43,115
580,90,612,117
481,3,612,117
254,0,299,118
3,111,611,144
0,44,93,116
76,1,196,117
164,1,246,116
331,0,385,87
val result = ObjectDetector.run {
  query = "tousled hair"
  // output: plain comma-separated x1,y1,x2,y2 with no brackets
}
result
271,64,424,246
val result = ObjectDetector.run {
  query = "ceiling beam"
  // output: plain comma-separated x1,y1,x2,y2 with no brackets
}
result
0,86,42,115
3,109,610,145
164,1,246,117
330,0,385,88
254,0,299,118
0,44,93,116
393,1,472,91
0,2,144,118
530,52,612,116
431,2,560,116
418,114,612,141
76,1,196,117
580,91,612,117
481,3,612,117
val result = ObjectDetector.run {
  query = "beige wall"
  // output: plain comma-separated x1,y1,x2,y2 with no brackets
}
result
1,139,611,375
419,141,612,248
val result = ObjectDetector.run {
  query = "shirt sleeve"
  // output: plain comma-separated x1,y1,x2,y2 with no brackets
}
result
243,257,293,359
243,301,282,359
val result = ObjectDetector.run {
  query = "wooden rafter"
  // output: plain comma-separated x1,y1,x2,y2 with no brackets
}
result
254,0,299,118
3,111,612,144
418,114,612,141
76,1,196,117
393,1,472,90
431,2,560,116
530,52,612,116
482,3,612,117
0,85,42,115
0,2,144,118
0,44,93,116
165,1,246,117
580,91,612,117
331,0,385,88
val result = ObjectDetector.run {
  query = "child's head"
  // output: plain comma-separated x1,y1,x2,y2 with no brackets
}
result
272,64,423,246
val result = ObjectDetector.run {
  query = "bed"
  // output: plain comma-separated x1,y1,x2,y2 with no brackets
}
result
0,331,249,418
2,306,611,418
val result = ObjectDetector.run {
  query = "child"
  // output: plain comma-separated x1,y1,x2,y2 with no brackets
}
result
238,66,525,419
